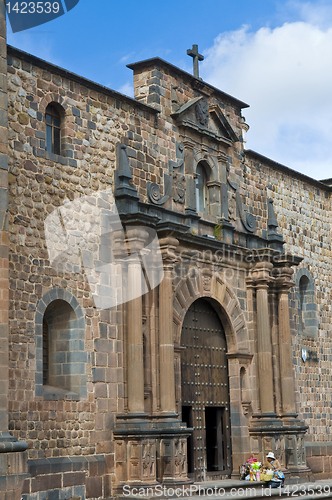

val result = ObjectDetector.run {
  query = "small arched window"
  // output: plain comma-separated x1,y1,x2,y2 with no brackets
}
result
46,103,61,155
296,269,318,338
299,275,310,332
43,319,49,385
195,163,208,213
42,299,86,396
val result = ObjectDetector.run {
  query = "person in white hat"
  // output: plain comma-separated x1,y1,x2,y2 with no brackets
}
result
263,452,281,471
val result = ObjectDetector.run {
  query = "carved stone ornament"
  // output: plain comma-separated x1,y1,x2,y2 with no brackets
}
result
228,191,236,221
148,142,185,206
147,176,172,205
195,97,209,127
241,401,251,415
202,275,211,291
267,197,283,243
172,172,185,204
175,448,186,468
227,179,257,233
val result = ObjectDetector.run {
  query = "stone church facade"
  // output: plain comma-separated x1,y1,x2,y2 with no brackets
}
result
1,4,332,499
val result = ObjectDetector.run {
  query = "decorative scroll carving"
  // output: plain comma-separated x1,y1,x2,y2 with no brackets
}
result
147,176,172,205
226,179,257,233
148,142,185,206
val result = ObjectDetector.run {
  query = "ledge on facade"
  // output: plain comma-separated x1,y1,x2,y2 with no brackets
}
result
0,432,28,453
27,454,105,476
32,146,78,167
43,385,79,401
226,350,253,361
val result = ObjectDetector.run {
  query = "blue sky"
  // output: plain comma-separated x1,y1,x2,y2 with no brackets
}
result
7,0,332,180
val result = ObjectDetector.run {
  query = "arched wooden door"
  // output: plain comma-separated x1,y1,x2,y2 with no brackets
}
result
181,298,232,481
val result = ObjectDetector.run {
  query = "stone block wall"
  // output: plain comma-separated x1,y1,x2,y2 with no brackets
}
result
5,46,166,471
245,151,332,444
22,454,108,500
306,442,332,479
5,36,332,488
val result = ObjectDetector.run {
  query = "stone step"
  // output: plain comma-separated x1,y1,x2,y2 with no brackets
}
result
117,479,332,500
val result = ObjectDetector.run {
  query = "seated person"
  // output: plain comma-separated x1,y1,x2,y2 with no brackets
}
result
263,452,284,488
263,452,281,470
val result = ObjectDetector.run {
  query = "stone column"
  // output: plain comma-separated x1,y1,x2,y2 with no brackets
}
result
273,267,296,416
158,237,178,414
252,262,275,415
126,228,148,415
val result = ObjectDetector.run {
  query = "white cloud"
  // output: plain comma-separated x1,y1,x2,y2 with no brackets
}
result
201,5,332,180
119,52,135,64
117,82,134,98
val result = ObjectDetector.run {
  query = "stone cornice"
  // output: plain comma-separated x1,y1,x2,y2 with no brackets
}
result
8,46,159,115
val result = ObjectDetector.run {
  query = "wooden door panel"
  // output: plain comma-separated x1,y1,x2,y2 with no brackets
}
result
181,299,231,480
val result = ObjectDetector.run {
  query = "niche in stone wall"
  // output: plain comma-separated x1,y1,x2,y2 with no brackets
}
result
295,269,318,338
195,162,209,214
35,289,86,399
240,366,251,415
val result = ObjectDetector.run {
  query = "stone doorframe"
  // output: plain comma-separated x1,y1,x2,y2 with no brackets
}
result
173,272,254,476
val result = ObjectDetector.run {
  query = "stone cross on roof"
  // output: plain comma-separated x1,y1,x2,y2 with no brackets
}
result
187,44,204,79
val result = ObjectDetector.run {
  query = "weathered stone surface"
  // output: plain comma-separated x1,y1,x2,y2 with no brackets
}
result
2,30,332,497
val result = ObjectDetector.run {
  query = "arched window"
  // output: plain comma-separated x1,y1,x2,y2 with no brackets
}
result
295,269,318,338
46,103,61,155
41,299,86,397
195,163,208,213
43,319,49,385
299,275,310,332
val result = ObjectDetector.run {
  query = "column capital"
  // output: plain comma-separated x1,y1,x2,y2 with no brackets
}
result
272,266,294,293
245,277,256,289
113,227,150,259
126,227,150,252
159,236,179,267
181,138,195,150
250,261,273,286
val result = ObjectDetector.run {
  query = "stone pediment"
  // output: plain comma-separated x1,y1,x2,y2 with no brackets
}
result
171,97,239,145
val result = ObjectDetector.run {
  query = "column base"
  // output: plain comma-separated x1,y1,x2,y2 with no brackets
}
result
113,415,192,494
0,432,29,500
249,416,309,472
